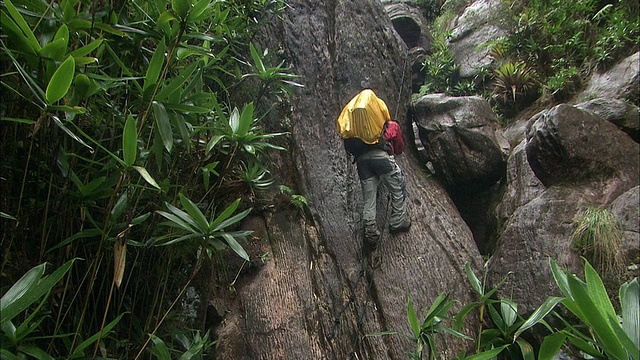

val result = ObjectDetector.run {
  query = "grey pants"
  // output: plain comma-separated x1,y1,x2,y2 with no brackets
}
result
357,150,408,230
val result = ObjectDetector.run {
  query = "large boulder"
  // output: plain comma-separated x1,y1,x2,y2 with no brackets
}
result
576,51,640,104
495,139,546,222
412,94,509,254
576,98,640,143
525,104,639,203
412,93,508,194
609,186,640,265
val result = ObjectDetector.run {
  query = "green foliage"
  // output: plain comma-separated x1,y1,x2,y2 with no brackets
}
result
278,185,309,212
0,260,125,359
0,0,295,356
369,293,471,360
419,27,460,96
491,61,536,104
452,262,562,360
149,329,215,359
503,0,639,99
414,0,445,20
571,207,625,279
155,195,252,261
550,258,639,360
543,66,581,101
387,259,638,360
418,12,483,97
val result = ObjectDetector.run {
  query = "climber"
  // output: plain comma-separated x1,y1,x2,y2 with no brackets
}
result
337,89,411,244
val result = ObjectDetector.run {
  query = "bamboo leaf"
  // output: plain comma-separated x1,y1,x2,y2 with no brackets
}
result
165,203,200,230
187,0,211,22
47,105,86,114
178,194,209,232
150,334,172,360
237,102,254,138
462,345,508,360
453,301,481,331
549,258,585,319
0,264,46,318
70,313,125,357
46,228,103,252
19,345,55,360
606,310,640,360
249,43,265,73
407,296,421,338
122,115,137,167
113,238,126,288
465,262,483,296
514,296,563,339
515,338,535,360
144,38,166,91
152,101,173,152
39,38,67,61
69,39,104,58
538,332,566,360
566,272,627,359
155,61,198,101
213,208,251,231
133,166,161,190
2,0,41,52
584,259,617,323
206,135,224,154
154,233,203,246
221,233,249,261
111,193,128,223
620,279,640,349
68,19,126,37
566,332,604,358
51,116,93,151
1,117,36,124
208,198,240,230
0,259,76,324
45,56,75,104
156,210,197,234
164,103,211,114
171,0,191,20
500,299,518,328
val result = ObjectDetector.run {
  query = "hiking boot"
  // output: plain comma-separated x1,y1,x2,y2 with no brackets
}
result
389,219,411,234
364,225,381,242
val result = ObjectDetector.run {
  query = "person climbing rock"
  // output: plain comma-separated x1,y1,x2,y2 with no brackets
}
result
336,89,411,245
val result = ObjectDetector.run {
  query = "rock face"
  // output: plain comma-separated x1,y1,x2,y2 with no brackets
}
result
212,0,484,358
447,0,507,78
490,103,639,312
576,98,640,142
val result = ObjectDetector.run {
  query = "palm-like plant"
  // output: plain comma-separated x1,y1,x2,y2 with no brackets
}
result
155,194,252,261
492,62,536,103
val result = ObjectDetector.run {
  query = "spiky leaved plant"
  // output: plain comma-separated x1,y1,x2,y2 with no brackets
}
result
491,61,536,104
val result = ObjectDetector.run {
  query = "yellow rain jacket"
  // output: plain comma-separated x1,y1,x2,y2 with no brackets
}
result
336,89,391,144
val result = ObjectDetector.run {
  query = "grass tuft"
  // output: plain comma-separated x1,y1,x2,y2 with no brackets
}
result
571,206,626,279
